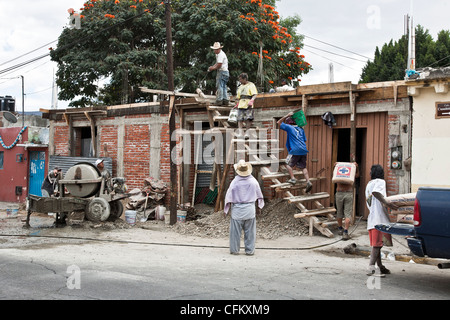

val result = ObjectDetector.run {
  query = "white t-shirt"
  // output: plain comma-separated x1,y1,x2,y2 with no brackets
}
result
365,178,390,230
216,50,228,71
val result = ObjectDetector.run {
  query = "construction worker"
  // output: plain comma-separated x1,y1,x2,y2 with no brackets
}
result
236,73,258,138
277,112,312,193
41,167,61,197
95,159,113,193
334,162,359,240
208,42,229,105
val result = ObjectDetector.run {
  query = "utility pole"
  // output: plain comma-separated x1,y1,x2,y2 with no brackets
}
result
165,0,177,225
20,75,24,128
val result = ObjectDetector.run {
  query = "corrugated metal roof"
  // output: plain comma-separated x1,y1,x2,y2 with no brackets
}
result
49,155,113,177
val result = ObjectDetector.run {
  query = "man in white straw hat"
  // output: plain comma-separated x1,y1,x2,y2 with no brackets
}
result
208,42,230,105
224,160,264,255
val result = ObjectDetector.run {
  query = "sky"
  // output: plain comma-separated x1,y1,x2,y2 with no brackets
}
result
0,0,449,112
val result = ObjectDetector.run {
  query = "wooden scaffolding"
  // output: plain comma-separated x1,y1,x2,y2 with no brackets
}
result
140,86,338,238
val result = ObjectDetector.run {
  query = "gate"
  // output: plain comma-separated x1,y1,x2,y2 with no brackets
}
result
29,151,46,196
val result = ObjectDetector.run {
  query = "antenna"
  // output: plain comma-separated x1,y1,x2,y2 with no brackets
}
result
328,63,334,83
51,69,58,109
405,0,419,79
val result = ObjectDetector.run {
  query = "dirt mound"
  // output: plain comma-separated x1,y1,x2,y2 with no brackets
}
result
171,199,309,239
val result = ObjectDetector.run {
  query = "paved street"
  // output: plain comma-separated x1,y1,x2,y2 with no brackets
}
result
1,209,450,308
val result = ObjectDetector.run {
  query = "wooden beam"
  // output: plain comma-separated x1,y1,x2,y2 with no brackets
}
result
84,111,97,157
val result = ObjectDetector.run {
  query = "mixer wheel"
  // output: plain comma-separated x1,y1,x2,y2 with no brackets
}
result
86,197,110,222
109,200,124,220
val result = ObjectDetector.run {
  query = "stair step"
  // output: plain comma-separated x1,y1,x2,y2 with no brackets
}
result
213,115,230,121
270,177,322,188
262,171,304,180
285,192,330,203
247,159,283,166
207,106,233,111
235,148,284,155
294,207,336,219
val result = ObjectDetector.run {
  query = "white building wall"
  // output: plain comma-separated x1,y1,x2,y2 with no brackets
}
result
410,85,450,191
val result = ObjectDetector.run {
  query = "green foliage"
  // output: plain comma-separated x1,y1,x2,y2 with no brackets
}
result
51,0,311,107
360,25,450,83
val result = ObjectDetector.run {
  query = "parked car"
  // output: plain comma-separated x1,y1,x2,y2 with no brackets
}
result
376,187,450,269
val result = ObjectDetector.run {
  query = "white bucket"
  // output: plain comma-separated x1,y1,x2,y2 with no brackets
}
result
156,206,166,220
164,212,170,225
125,210,137,225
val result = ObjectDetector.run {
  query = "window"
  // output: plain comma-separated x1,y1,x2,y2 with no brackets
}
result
0,151,3,169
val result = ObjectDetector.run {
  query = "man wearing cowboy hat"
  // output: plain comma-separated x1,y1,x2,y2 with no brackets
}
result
224,160,264,255
208,42,230,105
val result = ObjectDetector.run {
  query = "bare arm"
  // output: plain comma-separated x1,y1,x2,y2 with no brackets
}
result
277,112,293,126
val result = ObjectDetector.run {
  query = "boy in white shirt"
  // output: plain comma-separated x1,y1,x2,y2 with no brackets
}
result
365,164,398,277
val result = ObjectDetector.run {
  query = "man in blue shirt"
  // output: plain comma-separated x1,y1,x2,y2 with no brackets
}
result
277,112,312,193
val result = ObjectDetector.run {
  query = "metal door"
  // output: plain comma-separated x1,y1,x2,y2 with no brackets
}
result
29,151,46,196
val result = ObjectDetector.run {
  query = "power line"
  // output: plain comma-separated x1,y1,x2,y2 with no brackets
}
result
301,34,373,61
303,48,361,71
303,44,368,63
0,8,155,77
0,40,57,67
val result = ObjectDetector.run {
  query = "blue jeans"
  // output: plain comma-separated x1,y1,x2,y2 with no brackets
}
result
216,70,229,102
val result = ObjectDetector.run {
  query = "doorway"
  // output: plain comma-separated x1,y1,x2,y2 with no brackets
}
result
332,128,366,217
29,151,46,196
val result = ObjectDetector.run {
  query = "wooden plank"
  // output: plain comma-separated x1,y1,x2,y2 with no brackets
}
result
262,171,304,180
294,207,336,219
285,192,330,203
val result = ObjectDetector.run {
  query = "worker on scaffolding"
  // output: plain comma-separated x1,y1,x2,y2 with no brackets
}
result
236,72,258,139
208,42,230,106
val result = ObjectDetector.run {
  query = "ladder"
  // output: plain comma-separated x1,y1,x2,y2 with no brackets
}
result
208,102,337,238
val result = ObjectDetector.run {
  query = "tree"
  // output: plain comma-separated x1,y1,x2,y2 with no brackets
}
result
51,0,311,107
360,25,450,83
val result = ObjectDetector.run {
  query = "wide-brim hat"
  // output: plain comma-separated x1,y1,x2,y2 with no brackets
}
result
234,159,252,177
210,42,223,50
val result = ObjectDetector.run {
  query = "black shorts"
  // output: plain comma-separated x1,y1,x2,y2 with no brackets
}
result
288,155,307,169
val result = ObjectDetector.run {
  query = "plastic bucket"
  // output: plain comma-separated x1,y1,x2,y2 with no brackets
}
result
164,212,170,225
156,206,166,220
292,110,307,127
125,210,137,225
177,210,187,223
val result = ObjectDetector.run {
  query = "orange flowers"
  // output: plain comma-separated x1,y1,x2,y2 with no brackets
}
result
105,14,115,18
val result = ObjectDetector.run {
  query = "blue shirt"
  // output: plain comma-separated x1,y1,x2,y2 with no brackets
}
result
280,122,308,155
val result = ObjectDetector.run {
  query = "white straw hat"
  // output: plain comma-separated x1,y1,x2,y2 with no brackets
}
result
210,42,223,50
234,159,252,177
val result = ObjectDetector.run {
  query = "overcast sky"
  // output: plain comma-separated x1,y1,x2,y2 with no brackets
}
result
0,0,449,112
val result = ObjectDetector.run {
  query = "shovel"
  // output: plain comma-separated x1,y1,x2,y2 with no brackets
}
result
140,192,151,222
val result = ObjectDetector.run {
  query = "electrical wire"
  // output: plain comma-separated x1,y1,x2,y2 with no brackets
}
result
303,44,368,63
0,216,364,251
0,8,155,77
301,34,373,61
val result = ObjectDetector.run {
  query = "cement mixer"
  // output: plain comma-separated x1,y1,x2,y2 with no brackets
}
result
25,162,128,227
